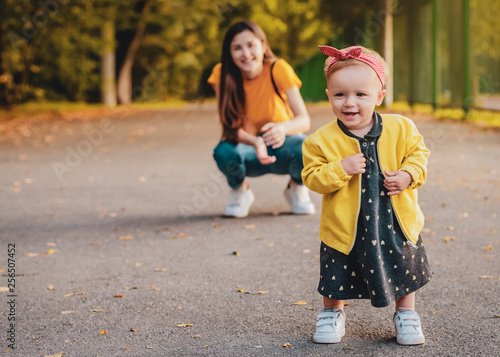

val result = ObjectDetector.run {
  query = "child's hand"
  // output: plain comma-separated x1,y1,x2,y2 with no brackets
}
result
384,170,412,196
341,153,366,175
254,137,276,165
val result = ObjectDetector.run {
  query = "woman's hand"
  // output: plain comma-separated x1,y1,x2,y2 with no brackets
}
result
384,170,412,196
261,122,286,149
341,153,366,176
254,137,276,165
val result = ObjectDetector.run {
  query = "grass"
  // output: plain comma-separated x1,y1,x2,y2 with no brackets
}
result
0,100,191,121
386,101,500,129
1,99,499,128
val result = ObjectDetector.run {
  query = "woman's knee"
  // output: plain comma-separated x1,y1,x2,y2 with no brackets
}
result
213,141,242,172
213,141,237,162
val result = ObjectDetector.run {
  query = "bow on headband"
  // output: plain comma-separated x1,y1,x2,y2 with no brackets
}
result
318,45,386,88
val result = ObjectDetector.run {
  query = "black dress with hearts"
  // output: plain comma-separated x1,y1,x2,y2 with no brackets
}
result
318,114,431,308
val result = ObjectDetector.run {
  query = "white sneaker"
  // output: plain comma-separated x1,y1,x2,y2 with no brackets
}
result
224,187,255,218
394,311,425,345
284,184,315,215
313,309,346,344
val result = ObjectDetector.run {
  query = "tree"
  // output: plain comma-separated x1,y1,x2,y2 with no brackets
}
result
100,7,117,107
116,0,152,104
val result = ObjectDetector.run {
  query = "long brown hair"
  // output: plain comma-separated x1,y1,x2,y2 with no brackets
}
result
219,20,277,143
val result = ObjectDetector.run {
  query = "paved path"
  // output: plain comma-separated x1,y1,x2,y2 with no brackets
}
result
0,104,499,356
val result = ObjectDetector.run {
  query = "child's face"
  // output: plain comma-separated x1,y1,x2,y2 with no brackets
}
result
230,30,265,80
326,64,386,133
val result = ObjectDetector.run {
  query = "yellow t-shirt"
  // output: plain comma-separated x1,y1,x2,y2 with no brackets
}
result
207,59,302,133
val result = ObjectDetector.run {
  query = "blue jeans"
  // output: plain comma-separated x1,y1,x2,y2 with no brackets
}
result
213,135,306,189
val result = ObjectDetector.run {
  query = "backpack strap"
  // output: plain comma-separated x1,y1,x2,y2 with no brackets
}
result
270,60,285,104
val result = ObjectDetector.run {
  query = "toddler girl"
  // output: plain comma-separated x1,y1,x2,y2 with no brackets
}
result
302,45,431,345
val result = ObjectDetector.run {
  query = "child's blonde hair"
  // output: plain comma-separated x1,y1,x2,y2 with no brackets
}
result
324,46,390,88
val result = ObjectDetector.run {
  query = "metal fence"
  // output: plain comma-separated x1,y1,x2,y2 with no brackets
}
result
296,0,500,112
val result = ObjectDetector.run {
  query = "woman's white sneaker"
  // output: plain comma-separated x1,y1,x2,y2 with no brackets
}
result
284,184,315,215
313,309,346,344
394,311,425,345
224,187,255,218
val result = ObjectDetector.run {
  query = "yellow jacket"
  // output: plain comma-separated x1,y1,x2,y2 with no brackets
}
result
302,114,430,255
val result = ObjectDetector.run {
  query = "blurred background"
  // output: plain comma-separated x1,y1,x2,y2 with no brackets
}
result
0,0,498,116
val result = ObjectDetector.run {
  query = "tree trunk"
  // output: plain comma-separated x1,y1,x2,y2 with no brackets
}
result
116,0,151,105
0,1,13,108
101,16,116,107
382,0,394,106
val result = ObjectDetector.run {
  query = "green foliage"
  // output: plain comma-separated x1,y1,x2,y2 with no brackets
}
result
0,0,364,104
2,0,496,107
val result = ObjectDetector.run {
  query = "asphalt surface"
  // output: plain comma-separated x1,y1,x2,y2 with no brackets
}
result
0,103,499,356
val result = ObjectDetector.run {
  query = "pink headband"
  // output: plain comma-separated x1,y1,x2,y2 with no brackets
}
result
318,45,386,89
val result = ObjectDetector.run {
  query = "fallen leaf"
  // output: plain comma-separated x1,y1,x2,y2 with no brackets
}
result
203,345,210,348
61,311,75,315
100,330,107,335
25,249,58,257
130,329,137,332
47,242,57,247
146,346,154,349
282,343,292,348
91,309,107,312
151,285,159,290
307,307,316,310
64,291,85,297
0,287,10,293
482,245,493,250
444,236,458,242
178,233,186,238
120,236,134,241
345,347,355,350
91,241,102,246
192,335,201,338
303,249,311,254
232,251,240,256
432,311,440,314
124,286,141,290
47,285,56,291
459,212,469,218
244,225,255,229
135,262,146,266
211,223,221,228
154,268,166,272
44,352,63,357
257,291,269,295
478,275,494,279
113,294,124,298
292,301,308,305
176,323,193,328
266,243,274,247
121,347,131,350
444,226,454,231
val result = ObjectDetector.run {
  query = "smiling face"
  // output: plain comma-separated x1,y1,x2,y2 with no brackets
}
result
229,29,265,80
326,63,386,136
